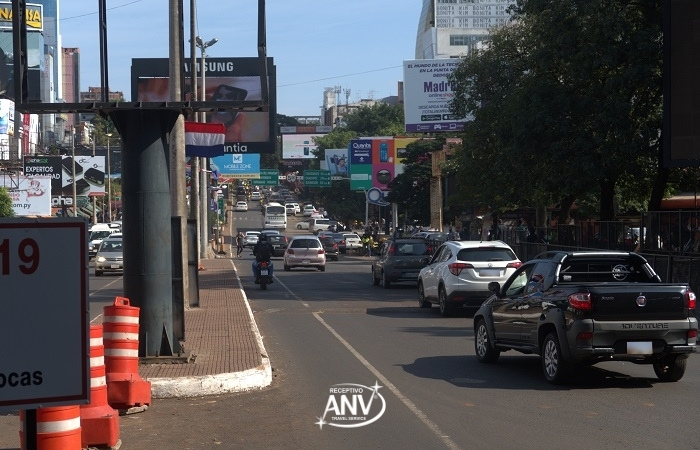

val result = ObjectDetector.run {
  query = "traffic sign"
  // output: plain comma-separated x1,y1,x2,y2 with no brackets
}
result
0,218,90,412
251,169,279,187
303,170,331,187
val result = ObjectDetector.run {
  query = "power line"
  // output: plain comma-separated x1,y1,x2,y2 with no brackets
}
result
279,65,403,88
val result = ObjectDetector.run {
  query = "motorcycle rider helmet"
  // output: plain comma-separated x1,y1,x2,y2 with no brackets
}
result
259,233,267,241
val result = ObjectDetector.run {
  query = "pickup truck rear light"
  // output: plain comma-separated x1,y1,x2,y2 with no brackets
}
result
577,331,593,340
687,291,696,309
506,262,523,269
568,292,592,311
688,329,697,340
449,262,473,276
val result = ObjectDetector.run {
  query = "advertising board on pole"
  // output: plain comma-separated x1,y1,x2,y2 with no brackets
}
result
403,59,467,133
0,175,51,216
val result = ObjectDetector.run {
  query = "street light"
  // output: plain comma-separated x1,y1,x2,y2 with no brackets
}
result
106,133,113,222
195,36,217,258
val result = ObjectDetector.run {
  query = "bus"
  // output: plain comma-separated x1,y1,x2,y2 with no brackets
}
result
264,202,287,230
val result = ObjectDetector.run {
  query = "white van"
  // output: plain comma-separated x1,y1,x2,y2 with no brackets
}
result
308,218,332,234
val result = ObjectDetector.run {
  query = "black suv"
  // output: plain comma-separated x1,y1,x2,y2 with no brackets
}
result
371,238,431,288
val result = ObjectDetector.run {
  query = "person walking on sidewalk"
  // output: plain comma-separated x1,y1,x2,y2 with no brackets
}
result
236,232,245,258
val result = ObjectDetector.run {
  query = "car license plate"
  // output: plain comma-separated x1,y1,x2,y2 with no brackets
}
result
480,269,501,276
110,264,120,269
260,269,268,276
302,259,310,264
627,341,653,355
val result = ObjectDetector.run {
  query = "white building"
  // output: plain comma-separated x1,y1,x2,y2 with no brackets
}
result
415,0,515,59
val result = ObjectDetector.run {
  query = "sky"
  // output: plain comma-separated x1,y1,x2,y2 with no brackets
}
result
58,0,424,118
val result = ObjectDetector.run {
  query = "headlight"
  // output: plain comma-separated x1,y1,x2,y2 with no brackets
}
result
96,256,106,262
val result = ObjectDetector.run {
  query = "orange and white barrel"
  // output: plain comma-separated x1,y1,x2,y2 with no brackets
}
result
20,406,82,450
103,296,140,374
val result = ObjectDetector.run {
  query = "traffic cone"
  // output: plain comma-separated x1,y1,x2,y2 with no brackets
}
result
80,325,120,448
103,296,151,412
19,406,81,450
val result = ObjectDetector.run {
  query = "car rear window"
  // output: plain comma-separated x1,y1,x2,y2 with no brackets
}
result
457,247,517,262
291,239,321,249
393,242,430,256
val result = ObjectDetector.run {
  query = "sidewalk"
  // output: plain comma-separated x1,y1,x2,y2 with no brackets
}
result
138,210,272,398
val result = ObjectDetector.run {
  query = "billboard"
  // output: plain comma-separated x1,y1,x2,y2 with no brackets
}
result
132,57,276,154
0,175,51,216
349,139,373,191
282,134,325,159
371,138,395,190
323,149,349,177
23,155,106,197
211,153,261,179
403,59,467,133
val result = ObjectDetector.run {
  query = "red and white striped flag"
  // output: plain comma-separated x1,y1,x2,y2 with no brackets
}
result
184,122,225,157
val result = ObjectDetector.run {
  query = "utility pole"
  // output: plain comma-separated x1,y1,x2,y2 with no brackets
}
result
189,0,200,270
71,128,77,217
92,128,97,224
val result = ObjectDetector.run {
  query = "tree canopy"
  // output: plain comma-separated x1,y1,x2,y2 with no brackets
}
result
0,187,15,217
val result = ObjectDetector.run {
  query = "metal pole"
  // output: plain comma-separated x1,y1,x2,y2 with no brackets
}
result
199,43,208,258
92,131,97,224
189,0,200,261
107,133,112,221
72,129,77,217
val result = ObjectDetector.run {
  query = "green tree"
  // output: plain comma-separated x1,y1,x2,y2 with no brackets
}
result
0,187,15,217
449,0,664,221
385,138,441,226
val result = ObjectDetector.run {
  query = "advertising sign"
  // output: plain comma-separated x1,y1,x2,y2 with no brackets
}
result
0,175,51,216
393,137,419,176
403,59,467,133
0,2,43,31
24,155,105,197
282,134,325,159
0,218,89,412
371,138,395,190
349,139,373,191
132,57,276,154
323,149,349,178
211,153,261,179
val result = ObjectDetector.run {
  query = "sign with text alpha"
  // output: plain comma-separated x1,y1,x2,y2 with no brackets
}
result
251,169,280,186
303,170,331,187
0,218,90,412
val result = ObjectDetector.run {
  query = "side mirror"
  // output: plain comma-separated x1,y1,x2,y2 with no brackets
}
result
488,282,500,293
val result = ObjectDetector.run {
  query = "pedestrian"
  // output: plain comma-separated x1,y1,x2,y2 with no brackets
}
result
236,232,244,258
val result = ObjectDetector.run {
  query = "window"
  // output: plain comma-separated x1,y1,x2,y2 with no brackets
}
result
450,35,479,46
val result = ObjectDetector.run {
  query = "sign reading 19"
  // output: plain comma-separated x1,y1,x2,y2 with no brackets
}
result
0,238,40,275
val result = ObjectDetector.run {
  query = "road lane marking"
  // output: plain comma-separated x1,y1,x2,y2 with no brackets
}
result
312,312,461,450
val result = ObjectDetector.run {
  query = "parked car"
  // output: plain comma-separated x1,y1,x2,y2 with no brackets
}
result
283,236,326,271
371,238,432,289
417,240,522,316
319,236,340,261
94,234,124,276
244,231,261,248
267,234,289,257
235,201,249,212
296,219,310,230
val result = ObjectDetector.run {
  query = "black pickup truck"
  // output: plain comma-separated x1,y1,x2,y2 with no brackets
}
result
473,251,697,384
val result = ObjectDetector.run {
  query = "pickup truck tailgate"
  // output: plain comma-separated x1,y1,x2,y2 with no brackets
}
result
589,284,690,321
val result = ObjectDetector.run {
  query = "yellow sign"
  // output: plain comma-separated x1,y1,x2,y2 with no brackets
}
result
0,2,43,31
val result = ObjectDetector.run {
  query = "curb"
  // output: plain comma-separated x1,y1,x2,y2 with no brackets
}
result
148,260,272,398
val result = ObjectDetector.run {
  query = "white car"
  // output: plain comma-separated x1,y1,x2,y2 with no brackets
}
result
291,203,301,214
235,201,249,212
244,231,261,248
285,203,296,216
417,240,522,317
302,205,317,216
283,236,326,272
341,233,362,253
250,191,262,201
296,219,310,230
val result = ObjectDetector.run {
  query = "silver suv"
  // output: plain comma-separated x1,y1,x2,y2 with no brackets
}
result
417,240,522,316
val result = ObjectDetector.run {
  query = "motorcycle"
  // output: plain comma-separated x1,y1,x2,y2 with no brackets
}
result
257,260,273,290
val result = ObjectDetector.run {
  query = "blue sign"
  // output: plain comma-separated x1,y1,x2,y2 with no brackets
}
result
349,139,373,165
211,153,261,178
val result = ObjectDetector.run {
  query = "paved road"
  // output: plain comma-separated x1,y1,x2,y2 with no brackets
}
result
2,208,699,449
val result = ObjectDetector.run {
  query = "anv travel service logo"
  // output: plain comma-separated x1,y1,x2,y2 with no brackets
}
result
315,382,386,429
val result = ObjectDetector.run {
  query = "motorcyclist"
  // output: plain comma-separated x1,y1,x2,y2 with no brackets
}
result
252,233,275,283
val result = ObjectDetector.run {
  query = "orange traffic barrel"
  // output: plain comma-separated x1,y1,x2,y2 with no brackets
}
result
103,296,151,410
20,406,81,450
80,325,120,448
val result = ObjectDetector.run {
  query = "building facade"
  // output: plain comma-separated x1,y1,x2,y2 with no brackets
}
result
416,0,515,59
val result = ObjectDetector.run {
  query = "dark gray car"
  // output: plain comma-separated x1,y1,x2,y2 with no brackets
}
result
371,238,431,288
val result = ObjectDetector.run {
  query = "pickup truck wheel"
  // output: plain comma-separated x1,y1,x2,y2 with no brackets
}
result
541,333,570,384
475,320,500,363
653,354,687,382
438,286,453,317
417,282,431,308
